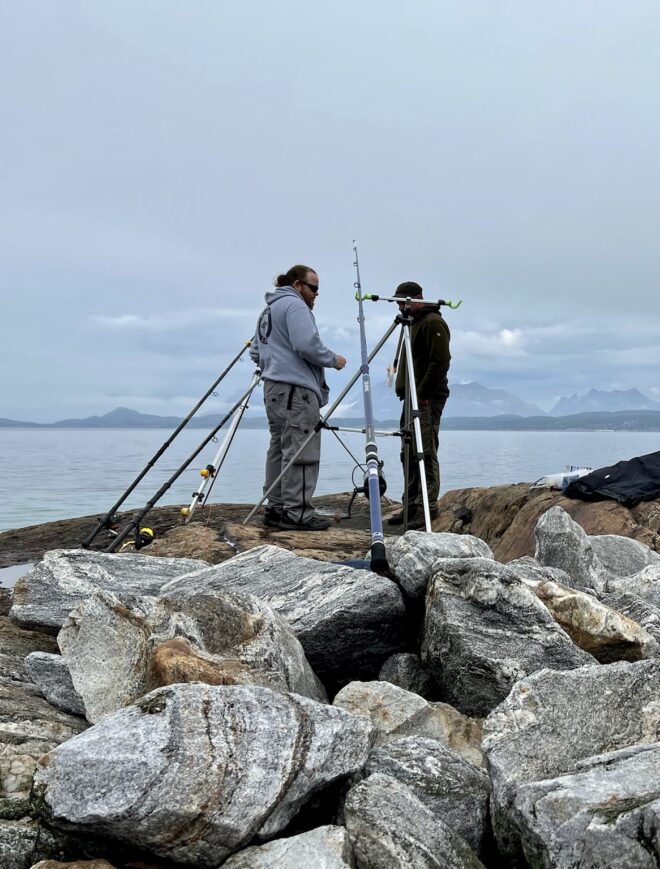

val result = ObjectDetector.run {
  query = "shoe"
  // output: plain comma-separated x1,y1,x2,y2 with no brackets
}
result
263,506,283,528
278,512,332,532
386,507,418,526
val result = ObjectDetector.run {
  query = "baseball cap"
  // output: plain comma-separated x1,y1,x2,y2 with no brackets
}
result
394,281,423,298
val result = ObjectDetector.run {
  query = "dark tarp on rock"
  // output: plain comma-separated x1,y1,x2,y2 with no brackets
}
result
564,451,660,507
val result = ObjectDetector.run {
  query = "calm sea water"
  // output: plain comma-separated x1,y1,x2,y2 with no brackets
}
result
1,428,659,534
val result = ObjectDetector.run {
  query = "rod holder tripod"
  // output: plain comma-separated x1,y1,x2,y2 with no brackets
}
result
182,369,262,522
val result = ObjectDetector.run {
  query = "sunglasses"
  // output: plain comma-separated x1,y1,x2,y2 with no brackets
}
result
301,281,319,294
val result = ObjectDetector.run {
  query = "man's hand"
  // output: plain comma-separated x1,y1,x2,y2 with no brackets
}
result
334,355,347,370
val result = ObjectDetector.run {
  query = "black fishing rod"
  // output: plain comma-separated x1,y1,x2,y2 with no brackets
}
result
353,241,390,575
106,372,262,552
82,339,253,549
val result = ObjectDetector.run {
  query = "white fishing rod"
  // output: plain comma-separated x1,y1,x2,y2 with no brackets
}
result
353,241,390,575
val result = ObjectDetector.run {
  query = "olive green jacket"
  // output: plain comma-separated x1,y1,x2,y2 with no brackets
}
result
395,307,451,401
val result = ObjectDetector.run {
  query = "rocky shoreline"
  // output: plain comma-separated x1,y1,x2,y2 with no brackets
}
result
2,488,660,866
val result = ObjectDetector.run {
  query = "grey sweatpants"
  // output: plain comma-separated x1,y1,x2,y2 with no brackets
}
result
263,380,321,523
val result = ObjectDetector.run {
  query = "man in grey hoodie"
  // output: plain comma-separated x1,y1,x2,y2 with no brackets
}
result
250,264,347,531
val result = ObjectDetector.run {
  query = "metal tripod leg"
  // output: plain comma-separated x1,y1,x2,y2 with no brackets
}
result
184,370,262,522
243,320,400,525
401,323,432,532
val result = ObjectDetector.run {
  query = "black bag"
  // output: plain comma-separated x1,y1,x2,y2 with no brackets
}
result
564,450,660,507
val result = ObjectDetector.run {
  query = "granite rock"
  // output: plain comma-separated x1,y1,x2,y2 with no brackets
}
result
483,659,660,859
222,825,355,868
333,681,483,767
32,683,373,866
0,616,58,684
24,653,85,717
58,588,326,722
378,653,436,699
365,737,491,855
601,591,660,645
590,533,660,577
160,545,407,686
10,550,207,633
421,556,594,716
511,743,660,868
386,531,493,599
534,506,612,593
0,678,86,807
343,773,484,868
507,556,658,662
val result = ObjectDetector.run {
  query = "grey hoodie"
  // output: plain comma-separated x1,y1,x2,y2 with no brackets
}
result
249,286,337,406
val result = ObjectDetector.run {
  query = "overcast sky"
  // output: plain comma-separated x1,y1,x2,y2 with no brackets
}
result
2,1,660,421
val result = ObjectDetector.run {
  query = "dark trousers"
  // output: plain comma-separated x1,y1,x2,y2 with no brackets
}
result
399,397,446,511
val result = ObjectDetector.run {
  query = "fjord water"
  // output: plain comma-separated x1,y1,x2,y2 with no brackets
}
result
1,428,659,533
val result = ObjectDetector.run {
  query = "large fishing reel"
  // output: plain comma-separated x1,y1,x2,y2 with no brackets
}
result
343,460,387,519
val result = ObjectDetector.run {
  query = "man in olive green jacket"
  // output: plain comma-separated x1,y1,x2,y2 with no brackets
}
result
388,281,451,528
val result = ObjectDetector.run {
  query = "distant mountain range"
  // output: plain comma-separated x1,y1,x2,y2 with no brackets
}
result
549,388,660,416
4,385,660,430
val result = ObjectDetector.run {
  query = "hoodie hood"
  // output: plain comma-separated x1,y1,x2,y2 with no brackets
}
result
264,285,300,306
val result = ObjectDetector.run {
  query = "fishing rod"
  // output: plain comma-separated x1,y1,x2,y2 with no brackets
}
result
82,339,254,549
106,371,262,552
353,240,390,575
182,369,261,522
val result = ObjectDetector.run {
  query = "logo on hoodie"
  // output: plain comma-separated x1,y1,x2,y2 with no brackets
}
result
257,308,272,344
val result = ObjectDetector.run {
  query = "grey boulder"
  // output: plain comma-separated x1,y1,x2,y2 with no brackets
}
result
10,549,206,633
534,506,612,593
421,556,594,716
222,825,355,868
333,681,484,767
365,736,491,856
610,564,660,608
591,533,660,577
344,772,484,868
32,683,373,867
160,545,406,685
483,659,660,860
58,588,326,722
511,743,660,868
387,530,493,599
24,652,85,717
